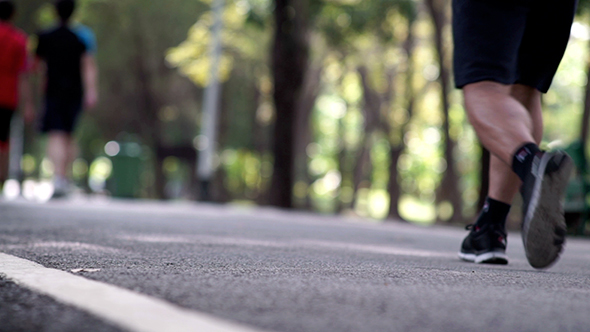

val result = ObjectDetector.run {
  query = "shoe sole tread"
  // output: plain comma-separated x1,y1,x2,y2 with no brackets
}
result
522,153,573,269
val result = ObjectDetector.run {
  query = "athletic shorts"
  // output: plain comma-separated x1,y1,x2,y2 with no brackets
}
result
453,0,578,93
41,97,83,134
0,107,15,144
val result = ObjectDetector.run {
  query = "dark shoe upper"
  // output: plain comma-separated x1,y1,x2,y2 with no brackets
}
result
461,223,507,255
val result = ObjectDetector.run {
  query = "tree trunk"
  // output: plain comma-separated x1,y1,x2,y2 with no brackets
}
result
581,52,590,152
132,31,165,199
336,118,348,213
351,66,382,210
425,0,463,223
252,85,272,205
293,65,321,210
350,136,372,210
387,147,403,220
268,0,310,208
386,18,416,222
211,87,231,203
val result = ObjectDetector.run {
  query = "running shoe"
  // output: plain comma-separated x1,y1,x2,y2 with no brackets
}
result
521,150,574,269
51,177,70,199
459,223,508,264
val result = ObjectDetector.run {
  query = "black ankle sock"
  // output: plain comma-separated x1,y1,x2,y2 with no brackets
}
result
512,143,541,182
475,197,511,230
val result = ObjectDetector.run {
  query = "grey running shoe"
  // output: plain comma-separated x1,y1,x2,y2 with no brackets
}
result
521,150,574,269
51,177,70,200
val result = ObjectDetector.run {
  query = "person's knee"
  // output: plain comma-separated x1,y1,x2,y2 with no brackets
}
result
511,83,541,97
463,81,511,115
48,131,72,145
511,84,541,107
464,81,511,98
462,81,511,126
510,84,542,142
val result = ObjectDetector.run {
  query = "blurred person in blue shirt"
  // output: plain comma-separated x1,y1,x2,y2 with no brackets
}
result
34,0,98,198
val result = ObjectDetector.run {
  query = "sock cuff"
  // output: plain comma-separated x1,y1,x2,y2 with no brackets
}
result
477,197,511,228
512,143,540,165
486,197,511,210
512,142,541,181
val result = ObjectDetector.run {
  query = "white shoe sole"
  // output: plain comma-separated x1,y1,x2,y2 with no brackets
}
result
458,251,508,264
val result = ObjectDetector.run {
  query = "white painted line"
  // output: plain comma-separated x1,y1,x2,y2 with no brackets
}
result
117,233,455,259
299,240,456,258
0,253,267,332
0,241,121,254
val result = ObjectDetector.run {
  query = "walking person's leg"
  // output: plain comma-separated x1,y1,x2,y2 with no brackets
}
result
67,137,79,177
47,131,72,197
43,97,83,198
454,0,577,268
463,82,536,165
0,147,8,189
487,85,544,202
463,82,574,268
459,83,544,264
47,131,70,178
0,109,15,191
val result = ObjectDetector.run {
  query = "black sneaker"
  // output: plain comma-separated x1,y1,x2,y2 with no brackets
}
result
458,223,508,264
521,150,574,269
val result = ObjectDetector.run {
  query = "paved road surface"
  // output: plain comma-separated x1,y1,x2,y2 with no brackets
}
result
1,199,590,332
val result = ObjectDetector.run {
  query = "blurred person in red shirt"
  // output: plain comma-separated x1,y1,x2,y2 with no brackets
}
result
0,0,33,193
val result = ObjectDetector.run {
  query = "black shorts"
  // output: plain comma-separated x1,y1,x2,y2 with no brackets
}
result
0,107,15,143
453,0,577,93
41,97,83,134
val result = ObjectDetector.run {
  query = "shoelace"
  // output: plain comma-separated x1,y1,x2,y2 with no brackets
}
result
465,223,506,236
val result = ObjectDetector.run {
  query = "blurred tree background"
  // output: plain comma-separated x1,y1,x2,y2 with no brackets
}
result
12,0,590,227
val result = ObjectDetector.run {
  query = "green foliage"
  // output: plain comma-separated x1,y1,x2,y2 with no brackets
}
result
315,0,417,49
579,0,590,15
13,0,590,217
167,0,272,87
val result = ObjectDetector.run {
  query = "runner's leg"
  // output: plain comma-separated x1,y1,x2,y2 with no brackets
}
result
0,109,14,189
458,83,541,264
47,131,70,179
66,137,78,178
463,81,536,166
488,84,543,204
0,147,8,187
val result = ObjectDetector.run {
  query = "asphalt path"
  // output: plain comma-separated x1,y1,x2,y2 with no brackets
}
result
1,199,590,332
